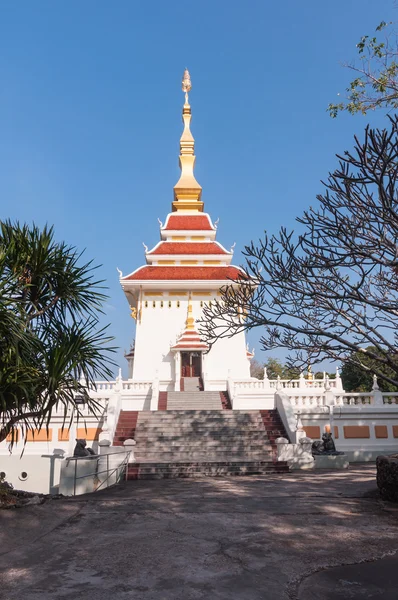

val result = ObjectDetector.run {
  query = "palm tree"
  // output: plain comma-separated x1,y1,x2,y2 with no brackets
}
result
0,221,116,445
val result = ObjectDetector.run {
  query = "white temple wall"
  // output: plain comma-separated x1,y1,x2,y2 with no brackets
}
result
0,454,64,494
297,405,398,461
132,295,249,383
133,296,187,381
204,331,250,382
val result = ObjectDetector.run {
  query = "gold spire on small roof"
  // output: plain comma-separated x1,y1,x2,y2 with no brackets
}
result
173,68,203,212
186,296,195,330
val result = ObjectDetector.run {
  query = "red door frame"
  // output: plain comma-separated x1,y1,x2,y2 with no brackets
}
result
181,352,202,377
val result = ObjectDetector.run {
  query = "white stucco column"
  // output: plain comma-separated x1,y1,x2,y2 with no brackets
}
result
174,352,181,391
201,352,207,390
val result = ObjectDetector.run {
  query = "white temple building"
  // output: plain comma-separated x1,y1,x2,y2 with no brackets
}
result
1,71,398,492
120,69,250,390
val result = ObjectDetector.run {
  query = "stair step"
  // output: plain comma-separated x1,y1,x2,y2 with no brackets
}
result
135,443,272,448
135,427,267,432
135,438,272,443
134,454,275,461
127,460,289,479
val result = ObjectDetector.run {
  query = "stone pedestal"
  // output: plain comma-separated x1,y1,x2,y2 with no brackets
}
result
314,455,349,469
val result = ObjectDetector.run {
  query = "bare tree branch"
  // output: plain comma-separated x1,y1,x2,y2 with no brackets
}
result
199,116,398,387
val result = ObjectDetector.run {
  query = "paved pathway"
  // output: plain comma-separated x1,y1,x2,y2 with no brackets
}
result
0,465,397,599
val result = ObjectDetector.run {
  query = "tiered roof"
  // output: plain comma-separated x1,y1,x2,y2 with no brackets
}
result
148,242,227,255
171,299,208,352
163,214,213,231
120,69,245,286
122,265,242,281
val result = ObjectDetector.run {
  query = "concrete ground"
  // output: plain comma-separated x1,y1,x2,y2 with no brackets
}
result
0,465,397,600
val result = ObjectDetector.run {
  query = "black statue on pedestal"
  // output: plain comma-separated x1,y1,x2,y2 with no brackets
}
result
311,432,344,456
73,439,96,457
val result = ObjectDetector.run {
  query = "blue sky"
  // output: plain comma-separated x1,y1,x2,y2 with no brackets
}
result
0,0,395,375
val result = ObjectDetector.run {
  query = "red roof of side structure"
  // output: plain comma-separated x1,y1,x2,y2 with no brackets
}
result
171,330,208,351
149,242,228,255
163,215,214,231
122,265,243,281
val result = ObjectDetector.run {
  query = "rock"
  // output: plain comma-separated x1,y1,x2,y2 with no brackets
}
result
0,480,14,491
15,495,44,508
376,454,398,502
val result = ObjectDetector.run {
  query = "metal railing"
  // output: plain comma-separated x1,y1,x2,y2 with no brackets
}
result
67,449,131,496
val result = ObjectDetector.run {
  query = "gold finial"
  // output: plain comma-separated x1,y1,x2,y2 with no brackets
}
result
186,296,195,330
307,364,313,381
182,68,192,104
173,68,203,212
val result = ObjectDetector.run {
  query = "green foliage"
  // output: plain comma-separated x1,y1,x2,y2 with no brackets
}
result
250,357,327,380
328,20,398,117
264,357,284,379
249,358,264,379
341,347,398,392
0,221,116,445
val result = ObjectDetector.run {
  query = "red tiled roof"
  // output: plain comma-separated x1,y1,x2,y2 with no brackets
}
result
172,342,208,350
123,266,244,281
164,215,213,231
171,330,208,351
149,242,227,255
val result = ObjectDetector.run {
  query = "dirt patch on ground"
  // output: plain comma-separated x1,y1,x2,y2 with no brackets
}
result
0,465,397,600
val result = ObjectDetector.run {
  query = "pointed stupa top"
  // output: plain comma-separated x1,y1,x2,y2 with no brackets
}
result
171,296,208,352
173,69,203,212
185,296,195,330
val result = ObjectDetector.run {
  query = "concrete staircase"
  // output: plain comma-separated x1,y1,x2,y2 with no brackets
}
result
182,377,202,391
126,409,289,479
167,391,222,410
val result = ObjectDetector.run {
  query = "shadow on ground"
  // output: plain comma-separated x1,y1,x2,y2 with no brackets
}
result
0,465,397,600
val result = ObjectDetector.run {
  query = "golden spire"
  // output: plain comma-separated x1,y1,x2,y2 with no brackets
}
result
182,68,192,103
173,69,203,212
185,296,195,330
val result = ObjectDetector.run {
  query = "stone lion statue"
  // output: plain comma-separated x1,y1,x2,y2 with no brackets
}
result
73,439,96,457
311,432,342,456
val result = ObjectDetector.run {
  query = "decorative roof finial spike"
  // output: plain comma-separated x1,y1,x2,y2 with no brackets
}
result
186,295,195,331
182,68,192,104
173,68,203,211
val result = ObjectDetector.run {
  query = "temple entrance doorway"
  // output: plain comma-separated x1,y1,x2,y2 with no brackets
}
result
181,352,202,377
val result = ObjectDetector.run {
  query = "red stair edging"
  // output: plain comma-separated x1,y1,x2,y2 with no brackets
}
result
113,410,139,446
158,392,168,410
220,391,232,410
260,409,289,461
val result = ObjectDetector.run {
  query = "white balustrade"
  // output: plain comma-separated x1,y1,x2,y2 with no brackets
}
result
268,378,336,389
334,393,373,406
233,380,267,390
122,381,151,391
382,393,398,405
289,395,325,407
92,381,116,391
